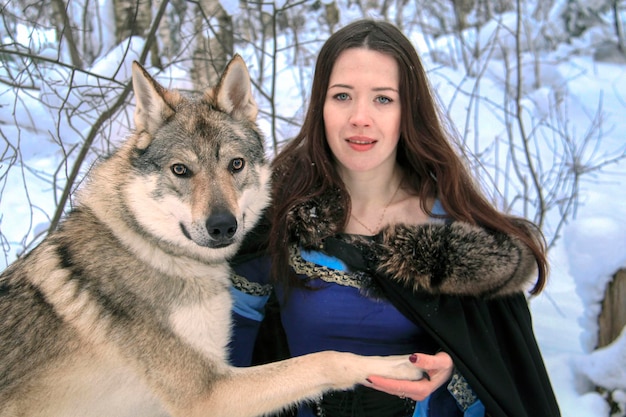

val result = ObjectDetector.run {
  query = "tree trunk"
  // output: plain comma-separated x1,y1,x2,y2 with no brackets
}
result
614,0,625,53
597,268,626,348
112,0,161,67
50,0,83,68
191,0,233,88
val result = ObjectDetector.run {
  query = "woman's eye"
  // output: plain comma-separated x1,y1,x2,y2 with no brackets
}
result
376,96,392,104
230,158,245,173
334,93,350,101
171,163,190,177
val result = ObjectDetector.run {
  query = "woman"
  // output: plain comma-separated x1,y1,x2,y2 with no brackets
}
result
229,19,560,417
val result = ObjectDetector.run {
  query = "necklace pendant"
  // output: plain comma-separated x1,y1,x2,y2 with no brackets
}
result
349,174,404,235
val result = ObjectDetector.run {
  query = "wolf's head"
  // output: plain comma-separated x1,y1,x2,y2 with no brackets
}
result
86,55,271,264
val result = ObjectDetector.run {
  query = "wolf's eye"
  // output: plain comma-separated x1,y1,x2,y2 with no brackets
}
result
171,163,190,177
229,158,245,173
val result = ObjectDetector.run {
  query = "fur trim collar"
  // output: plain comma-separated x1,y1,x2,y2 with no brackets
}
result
287,188,345,248
288,192,537,297
365,222,537,297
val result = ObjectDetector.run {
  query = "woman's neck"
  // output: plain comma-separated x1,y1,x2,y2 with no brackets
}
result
342,166,403,209
341,165,406,235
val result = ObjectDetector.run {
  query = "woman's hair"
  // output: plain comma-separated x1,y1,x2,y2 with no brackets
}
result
268,19,548,294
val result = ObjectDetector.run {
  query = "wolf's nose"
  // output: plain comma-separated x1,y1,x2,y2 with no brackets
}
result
206,212,238,241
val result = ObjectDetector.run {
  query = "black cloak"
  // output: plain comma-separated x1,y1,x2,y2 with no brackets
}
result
374,278,561,417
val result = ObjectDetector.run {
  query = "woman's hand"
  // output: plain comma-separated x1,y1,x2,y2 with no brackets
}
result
366,352,454,401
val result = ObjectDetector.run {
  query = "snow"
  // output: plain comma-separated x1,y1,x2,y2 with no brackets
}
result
527,58,626,415
585,328,626,390
1,4,626,416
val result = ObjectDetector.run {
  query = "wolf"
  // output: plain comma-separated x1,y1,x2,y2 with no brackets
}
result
0,55,423,417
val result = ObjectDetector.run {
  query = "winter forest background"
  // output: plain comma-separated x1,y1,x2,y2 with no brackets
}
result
1,0,626,415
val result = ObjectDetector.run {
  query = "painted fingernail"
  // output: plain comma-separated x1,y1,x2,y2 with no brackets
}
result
409,354,418,363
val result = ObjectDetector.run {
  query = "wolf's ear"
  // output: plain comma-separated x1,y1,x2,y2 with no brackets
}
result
213,54,258,122
131,61,177,148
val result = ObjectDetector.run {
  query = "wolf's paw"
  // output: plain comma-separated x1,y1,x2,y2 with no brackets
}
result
314,351,425,390
368,354,426,382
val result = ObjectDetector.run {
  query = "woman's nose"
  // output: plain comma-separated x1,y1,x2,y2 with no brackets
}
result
349,100,372,126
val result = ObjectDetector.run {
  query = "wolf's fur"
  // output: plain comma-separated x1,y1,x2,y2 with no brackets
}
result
0,56,423,417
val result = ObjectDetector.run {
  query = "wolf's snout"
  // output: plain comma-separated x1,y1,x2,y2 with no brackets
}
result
207,212,238,243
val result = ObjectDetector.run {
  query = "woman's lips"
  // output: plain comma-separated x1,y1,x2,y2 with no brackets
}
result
346,136,376,152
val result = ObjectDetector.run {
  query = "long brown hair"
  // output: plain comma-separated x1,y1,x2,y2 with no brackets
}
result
268,19,547,295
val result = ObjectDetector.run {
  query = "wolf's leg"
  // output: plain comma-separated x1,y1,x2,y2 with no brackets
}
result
180,351,423,417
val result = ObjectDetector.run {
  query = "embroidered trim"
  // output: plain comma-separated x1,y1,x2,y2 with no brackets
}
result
231,245,380,295
447,369,478,411
290,245,365,289
230,273,273,296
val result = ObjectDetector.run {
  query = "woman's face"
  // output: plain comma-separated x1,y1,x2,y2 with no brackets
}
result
323,48,401,175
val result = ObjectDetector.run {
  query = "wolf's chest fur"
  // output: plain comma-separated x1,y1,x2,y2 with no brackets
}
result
1,210,236,416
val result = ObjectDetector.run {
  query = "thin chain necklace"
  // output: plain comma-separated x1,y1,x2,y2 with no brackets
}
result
350,175,403,235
